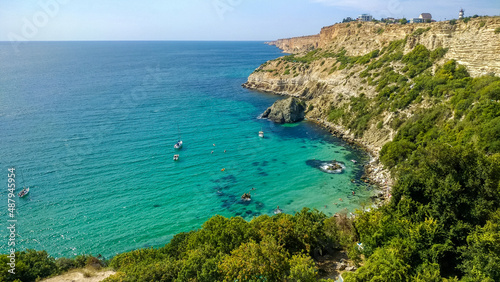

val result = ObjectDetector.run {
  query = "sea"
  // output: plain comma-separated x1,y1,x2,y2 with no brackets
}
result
0,41,373,258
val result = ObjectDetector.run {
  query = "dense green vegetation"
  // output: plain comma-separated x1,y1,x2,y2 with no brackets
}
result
102,209,358,281
275,36,500,280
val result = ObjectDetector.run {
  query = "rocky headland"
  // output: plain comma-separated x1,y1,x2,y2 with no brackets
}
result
245,16,500,199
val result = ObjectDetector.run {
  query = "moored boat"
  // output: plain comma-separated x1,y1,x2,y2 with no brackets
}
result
18,187,29,198
174,140,183,149
173,154,179,161
259,130,264,138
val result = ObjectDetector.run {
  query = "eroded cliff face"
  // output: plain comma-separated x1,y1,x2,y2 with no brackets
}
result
267,35,320,53
269,17,500,77
248,17,500,155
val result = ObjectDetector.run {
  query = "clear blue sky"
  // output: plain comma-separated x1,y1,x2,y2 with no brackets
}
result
1,0,499,41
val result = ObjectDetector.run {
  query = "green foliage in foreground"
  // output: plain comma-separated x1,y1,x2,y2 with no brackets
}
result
345,145,500,281
103,209,356,281
0,251,105,282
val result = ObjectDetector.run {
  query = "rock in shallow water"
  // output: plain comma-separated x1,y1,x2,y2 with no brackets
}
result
262,97,306,123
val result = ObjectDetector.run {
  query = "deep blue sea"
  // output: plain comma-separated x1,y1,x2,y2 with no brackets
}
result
0,41,372,258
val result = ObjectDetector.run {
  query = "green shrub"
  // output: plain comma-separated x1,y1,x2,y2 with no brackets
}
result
412,27,431,36
479,21,486,27
495,27,500,34
377,121,384,129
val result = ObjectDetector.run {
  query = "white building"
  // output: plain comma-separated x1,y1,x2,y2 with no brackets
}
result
358,14,373,22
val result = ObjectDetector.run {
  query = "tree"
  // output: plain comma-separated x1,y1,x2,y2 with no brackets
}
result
219,236,290,282
460,210,500,281
288,253,318,281
343,241,411,281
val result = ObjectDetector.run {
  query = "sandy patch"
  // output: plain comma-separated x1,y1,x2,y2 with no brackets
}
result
41,269,116,282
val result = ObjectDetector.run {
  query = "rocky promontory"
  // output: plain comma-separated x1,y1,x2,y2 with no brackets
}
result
261,97,306,123
246,16,500,192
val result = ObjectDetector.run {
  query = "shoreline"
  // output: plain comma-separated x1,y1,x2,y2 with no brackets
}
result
244,82,394,208
309,117,394,209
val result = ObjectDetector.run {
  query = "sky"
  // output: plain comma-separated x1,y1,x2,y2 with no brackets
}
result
1,0,499,41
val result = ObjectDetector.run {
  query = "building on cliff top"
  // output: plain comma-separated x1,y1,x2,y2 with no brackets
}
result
419,13,432,22
358,14,373,22
459,9,465,19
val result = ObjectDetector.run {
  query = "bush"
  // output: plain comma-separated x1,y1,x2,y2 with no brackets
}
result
495,27,500,34
377,121,383,129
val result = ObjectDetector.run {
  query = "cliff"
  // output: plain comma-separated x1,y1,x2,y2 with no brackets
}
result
250,17,500,153
267,35,320,53
268,17,500,77
248,17,500,188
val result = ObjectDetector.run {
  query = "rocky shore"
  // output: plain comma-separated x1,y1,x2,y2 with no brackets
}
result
309,117,394,207
256,96,395,206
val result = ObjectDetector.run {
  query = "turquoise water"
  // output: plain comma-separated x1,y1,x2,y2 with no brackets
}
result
0,42,371,258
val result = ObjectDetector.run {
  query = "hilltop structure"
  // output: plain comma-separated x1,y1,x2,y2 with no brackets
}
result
358,14,372,22
420,13,432,21
459,9,465,19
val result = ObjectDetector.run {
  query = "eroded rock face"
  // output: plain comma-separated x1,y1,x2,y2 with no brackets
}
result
262,97,306,123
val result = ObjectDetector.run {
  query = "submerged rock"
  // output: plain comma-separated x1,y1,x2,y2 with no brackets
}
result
262,97,306,123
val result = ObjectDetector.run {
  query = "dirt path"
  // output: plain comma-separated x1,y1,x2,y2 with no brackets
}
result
41,269,116,282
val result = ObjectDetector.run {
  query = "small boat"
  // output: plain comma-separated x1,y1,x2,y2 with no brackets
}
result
274,206,282,214
174,140,183,149
351,159,357,163
259,130,264,138
18,187,29,198
173,154,179,161
241,192,251,201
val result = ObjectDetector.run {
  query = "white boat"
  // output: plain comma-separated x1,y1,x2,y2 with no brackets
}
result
259,130,264,138
173,154,179,161
18,187,29,198
174,124,183,149
18,170,30,198
174,140,183,149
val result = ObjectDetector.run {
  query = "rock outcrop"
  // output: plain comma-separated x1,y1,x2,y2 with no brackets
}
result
261,97,306,123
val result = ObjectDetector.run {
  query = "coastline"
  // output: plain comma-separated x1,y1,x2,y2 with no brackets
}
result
244,81,395,209
308,117,393,208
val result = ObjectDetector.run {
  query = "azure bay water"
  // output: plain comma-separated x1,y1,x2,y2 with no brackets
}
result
0,42,372,258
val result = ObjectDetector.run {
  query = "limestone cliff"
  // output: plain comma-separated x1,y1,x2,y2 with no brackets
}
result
267,35,320,53
248,17,500,156
268,17,500,77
